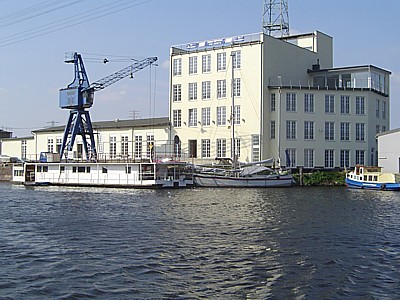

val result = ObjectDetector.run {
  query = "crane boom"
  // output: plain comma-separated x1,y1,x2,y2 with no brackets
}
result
88,57,157,92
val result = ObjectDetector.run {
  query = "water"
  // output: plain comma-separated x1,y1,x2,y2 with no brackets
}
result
0,182,399,299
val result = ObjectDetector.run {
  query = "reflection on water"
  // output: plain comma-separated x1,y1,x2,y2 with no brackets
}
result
0,183,399,298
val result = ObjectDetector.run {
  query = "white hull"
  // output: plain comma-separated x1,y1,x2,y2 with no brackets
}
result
193,173,293,188
13,161,194,188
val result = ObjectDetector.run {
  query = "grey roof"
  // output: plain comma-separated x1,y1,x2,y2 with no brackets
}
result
33,117,170,133
308,64,391,75
376,128,400,138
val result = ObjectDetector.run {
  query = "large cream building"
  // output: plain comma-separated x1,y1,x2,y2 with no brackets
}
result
169,31,390,169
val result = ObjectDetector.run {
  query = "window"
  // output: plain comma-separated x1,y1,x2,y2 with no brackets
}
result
217,139,226,157
356,123,365,141
356,96,365,115
325,95,335,114
234,138,241,158
189,56,197,74
146,134,154,158
232,50,241,69
304,93,314,113
217,52,226,71
340,150,350,168
56,138,62,153
125,166,132,174
233,105,241,125
286,148,296,168
324,149,334,168
202,54,211,73
270,120,276,139
189,82,197,101
102,167,108,174
217,106,226,126
233,78,241,97
173,84,181,102
201,139,211,158
340,122,350,141
286,93,296,112
270,93,276,111
382,101,386,119
202,107,211,126
173,58,181,76
188,108,198,127
252,134,260,162
376,125,380,134
202,81,211,99
173,109,181,127
21,140,27,160
304,121,314,140
376,99,380,117
340,95,350,114
47,138,54,153
325,122,335,141
217,80,226,98
356,150,365,165
135,136,142,159
286,120,296,140
304,149,314,168
382,125,386,132
109,136,116,158
121,135,129,157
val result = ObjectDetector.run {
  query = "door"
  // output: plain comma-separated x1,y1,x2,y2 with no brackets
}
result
188,140,197,158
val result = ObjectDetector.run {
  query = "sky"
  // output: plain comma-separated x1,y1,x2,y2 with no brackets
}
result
0,0,399,137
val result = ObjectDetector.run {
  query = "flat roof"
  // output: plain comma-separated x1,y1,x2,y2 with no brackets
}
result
308,64,391,75
33,117,170,133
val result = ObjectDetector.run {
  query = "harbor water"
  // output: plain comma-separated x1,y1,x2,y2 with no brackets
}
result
1,182,399,299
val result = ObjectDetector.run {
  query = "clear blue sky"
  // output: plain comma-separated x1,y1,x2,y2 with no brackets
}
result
1,0,399,137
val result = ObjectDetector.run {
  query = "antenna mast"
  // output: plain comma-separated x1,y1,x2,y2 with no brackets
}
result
262,0,290,37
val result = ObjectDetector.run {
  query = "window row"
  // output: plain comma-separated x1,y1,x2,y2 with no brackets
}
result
173,79,241,102
173,50,242,76
173,106,241,127
270,92,387,118
269,121,381,141
287,148,366,169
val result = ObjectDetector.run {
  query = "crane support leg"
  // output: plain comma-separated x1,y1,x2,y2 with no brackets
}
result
59,109,97,161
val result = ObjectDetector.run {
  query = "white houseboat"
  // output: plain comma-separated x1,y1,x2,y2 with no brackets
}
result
12,161,194,188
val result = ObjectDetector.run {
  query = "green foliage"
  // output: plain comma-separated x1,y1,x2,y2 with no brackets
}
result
293,171,346,186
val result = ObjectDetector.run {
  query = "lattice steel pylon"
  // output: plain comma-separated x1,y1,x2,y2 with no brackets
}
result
262,0,290,37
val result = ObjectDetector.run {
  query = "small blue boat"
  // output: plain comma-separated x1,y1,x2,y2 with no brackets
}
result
345,165,400,191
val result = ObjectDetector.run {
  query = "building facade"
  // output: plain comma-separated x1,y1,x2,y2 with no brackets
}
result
169,31,390,169
377,129,400,173
0,118,176,162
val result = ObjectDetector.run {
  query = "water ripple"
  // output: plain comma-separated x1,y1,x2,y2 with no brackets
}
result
1,183,399,299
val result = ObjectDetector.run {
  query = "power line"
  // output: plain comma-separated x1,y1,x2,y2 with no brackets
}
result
0,0,154,47
0,0,81,28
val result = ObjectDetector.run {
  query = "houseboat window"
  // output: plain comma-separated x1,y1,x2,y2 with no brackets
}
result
86,167,90,173
60,166,65,173
78,167,86,173
72,167,77,173
126,166,131,174
368,175,373,181
373,176,377,181
43,166,48,172
364,175,367,181
102,167,108,174
37,166,42,172
14,170,23,176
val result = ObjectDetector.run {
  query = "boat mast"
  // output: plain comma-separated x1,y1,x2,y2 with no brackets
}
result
231,52,236,168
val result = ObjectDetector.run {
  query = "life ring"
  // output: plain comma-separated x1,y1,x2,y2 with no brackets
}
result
380,184,386,190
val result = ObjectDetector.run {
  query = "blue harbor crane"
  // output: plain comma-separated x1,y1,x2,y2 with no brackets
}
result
58,52,157,161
